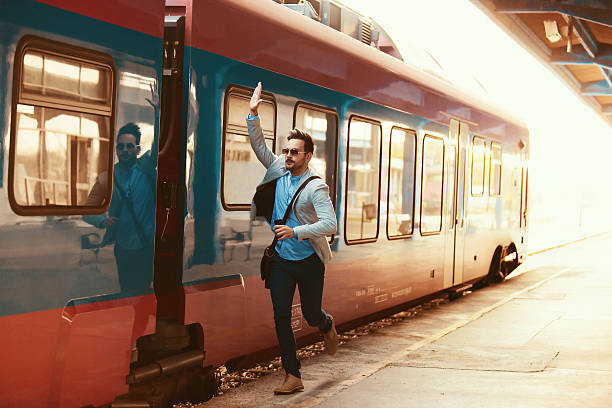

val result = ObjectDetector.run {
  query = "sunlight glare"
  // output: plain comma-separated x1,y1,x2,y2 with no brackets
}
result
341,0,612,249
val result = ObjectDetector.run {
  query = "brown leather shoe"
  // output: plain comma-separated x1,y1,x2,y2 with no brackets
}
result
273,374,304,395
323,314,338,356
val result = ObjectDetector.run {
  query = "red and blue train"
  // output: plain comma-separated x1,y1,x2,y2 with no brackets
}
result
0,0,529,406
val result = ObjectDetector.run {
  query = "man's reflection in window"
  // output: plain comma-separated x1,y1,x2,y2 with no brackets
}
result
83,121,157,292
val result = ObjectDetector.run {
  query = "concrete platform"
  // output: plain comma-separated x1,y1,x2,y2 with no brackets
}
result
200,232,612,407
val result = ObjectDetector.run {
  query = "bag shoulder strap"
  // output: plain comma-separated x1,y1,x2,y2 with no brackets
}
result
113,175,149,246
269,175,319,249
280,175,319,224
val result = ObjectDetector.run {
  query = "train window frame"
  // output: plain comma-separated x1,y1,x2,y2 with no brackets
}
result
489,141,502,196
386,126,417,240
220,84,277,211
8,35,117,216
292,101,339,209
471,136,486,197
419,134,445,236
344,115,383,245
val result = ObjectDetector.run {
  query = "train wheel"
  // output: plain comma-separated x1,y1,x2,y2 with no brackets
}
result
488,244,519,283
487,246,505,283
503,243,520,276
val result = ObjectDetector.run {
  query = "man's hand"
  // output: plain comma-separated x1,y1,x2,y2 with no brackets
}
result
273,224,295,240
101,217,118,229
145,80,159,113
250,82,263,116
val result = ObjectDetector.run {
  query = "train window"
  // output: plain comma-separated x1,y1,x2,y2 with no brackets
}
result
293,102,338,206
387,127,416,239
471,136,486,196
420,135,444,235
345,116,382,244
489,142,502,196
222,85,276,210
21,52,113,114
9,36,116,215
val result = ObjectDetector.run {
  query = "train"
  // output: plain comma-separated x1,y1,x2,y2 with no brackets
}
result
0,0,529,406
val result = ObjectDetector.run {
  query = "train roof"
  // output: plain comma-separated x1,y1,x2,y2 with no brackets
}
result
183,0,528,140
273,0,405,62
33,0,528,141
34,0,165,38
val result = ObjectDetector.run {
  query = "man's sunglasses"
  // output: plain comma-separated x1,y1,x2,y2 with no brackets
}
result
116,143,137,150
281,148,307,156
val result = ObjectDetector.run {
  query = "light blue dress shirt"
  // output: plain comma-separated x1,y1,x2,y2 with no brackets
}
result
112,163,156,249
271,172,315,260
83,157,156,250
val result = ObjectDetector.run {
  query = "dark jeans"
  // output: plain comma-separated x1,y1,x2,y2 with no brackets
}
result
114,242,154,293
270,252,332,378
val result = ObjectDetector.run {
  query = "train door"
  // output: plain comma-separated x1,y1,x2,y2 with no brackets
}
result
108,5,218,406
443,119,467,287
153,7,187,322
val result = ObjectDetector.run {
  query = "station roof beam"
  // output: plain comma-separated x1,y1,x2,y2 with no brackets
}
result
494,0,612,26
471,0,612,126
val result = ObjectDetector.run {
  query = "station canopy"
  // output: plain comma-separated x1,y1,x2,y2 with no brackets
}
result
471,0,612,126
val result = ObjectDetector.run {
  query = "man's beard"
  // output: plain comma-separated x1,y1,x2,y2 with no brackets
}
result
119,154,137,166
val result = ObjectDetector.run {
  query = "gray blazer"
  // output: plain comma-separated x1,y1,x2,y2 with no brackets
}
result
247,117,337,263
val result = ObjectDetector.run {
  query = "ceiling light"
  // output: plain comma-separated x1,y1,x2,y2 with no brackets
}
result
544,20,562,42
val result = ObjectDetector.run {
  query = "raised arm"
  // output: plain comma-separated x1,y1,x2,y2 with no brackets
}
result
247,82,277,168
249,81,263,117
146,80,160,165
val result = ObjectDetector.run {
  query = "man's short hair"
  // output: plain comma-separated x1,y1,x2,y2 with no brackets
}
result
288,128,314,154
117,122,142,145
